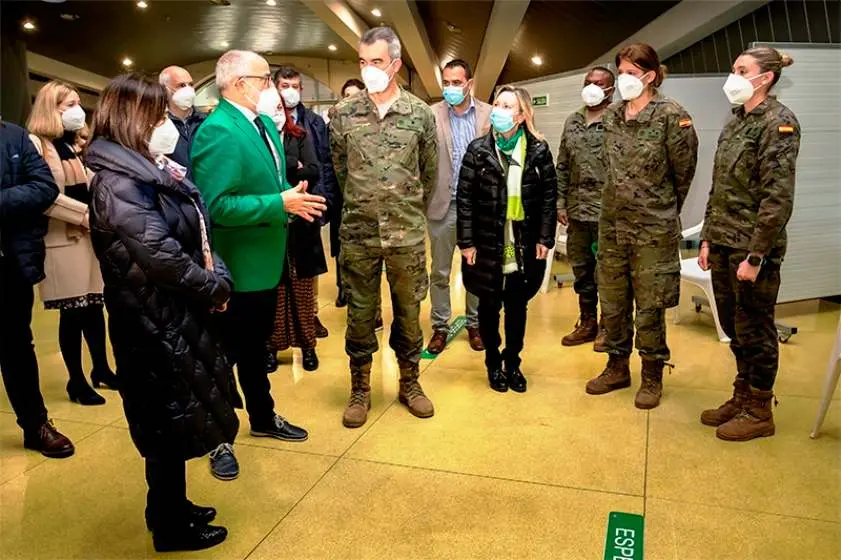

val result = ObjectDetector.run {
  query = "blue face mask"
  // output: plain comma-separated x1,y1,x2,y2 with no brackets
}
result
443,85,466,106
490,107,516,133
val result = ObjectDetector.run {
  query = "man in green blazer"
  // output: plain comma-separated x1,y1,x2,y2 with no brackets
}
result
191,50,325,481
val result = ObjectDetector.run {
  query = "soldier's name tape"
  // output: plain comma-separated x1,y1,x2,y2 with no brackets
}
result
604,511,644,560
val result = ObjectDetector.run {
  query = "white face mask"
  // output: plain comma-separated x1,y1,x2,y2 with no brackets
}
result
244,81,282,117
581,83,610,107
271,110,286,132
171,86,196,111
722,73,764,105
148,118,180,156
361,60,395,94
617,73,646,101
61,105,86,132
280,87,300,108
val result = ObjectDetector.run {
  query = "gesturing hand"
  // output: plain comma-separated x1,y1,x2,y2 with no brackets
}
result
281,181,327,222
462,247,477,266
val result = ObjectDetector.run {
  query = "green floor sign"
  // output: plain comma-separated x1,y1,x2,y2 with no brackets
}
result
421,315,467,359
604,511,644,560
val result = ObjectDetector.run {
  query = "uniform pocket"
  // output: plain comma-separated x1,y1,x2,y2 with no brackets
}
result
632,243,681,310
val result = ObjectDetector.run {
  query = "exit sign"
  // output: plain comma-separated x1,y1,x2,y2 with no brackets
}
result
532,94,549,107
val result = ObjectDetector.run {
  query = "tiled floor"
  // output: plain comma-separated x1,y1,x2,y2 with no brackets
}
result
1,254,839,559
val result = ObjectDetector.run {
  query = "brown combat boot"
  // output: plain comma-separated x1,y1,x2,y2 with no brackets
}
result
585,355,631,395
592,318,608,353
700,378,751,426
398,367,434,418
342,363,371,429
635,359,665,410
562,314,598,346
716,387,776,441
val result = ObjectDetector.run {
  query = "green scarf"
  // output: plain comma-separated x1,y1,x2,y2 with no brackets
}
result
494,128,526,274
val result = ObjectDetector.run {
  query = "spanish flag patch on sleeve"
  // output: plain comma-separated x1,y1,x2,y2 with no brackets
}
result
778,125,795,134
678,118,692,128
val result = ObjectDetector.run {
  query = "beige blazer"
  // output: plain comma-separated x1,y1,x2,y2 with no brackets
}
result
428,98,492,221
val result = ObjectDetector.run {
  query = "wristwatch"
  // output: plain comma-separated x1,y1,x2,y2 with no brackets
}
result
747,255,764,267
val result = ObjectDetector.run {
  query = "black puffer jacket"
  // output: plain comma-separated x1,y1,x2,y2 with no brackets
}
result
457,130,557,300
86,139,239,461
0,122,59,283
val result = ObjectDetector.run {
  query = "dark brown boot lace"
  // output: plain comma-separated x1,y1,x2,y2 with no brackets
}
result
402,380,425,401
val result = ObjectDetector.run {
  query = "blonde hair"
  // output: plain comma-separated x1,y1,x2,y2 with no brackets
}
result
494,84,543,140
741,46,794,87
27,81,78,140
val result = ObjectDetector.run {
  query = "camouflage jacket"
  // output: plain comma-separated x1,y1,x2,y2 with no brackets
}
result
600,94,699,245
555,107,607,222
701,97,800,256
328,87,438,248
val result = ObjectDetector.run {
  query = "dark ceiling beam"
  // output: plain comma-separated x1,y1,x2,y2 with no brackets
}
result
386,0,442,97
588,0,771,66
473,0,531,101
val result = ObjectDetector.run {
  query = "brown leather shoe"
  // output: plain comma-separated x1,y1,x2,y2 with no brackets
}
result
562,315,598,346
585,355,631,395
427,330,448,355
701,378,750,426
716,387,776,441
23,420,75,459
467,327,484,351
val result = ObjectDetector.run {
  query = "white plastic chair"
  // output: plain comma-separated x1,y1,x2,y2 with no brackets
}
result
810,315,841,438
540,223,567,294
674,222,731,343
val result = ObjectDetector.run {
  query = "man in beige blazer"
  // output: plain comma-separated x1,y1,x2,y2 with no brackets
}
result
427,59,491,354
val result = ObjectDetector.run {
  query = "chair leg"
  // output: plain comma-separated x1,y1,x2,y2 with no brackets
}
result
701,281,730,343
811,357,841,439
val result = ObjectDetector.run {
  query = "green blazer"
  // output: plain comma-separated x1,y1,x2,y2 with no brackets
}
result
191,99,290,292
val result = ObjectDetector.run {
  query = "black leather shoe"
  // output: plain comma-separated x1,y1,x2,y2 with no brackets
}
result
152,523,228,552
250,415,308,442
302,348,319,372
507,367,527,393
147,503,217,531
335,290,347,308
488,368,508,393
67,380,106,406
265,351,279,374
23,420,75,458
91,368,119,390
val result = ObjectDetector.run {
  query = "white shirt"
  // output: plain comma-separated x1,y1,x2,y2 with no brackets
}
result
226,98,281,171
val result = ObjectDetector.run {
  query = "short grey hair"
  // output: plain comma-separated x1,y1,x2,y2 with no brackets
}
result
360,26,401,60
215,50,261,91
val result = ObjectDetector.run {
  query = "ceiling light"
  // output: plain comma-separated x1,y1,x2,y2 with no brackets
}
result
266,0,276,6
371,8,382,17
530,55,543,66
60,13,81,21
136,1,148,8
122,57,134,67
220,41,229,48
22,20,36,31
328,44,337,52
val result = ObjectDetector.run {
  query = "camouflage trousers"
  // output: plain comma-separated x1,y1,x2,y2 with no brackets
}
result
567,219,599,316
709,245,781,391
597,237,680,361
340,243,429,369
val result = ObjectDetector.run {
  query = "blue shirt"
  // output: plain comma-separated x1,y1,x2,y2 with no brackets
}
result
448,98,477,194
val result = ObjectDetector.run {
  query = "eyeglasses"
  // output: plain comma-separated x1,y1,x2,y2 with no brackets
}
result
240,75,271,85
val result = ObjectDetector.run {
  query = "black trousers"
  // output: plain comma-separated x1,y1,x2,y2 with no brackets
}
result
709,245,782,391
478,272,528,371
221,288,278,427
567,219,599,316
145,457,188,529
0,256,48,433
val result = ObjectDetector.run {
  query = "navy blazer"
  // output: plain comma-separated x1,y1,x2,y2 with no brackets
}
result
0,121,59,283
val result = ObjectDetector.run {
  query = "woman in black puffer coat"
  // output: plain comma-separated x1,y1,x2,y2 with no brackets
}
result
86,74,237,553
457,85,557,395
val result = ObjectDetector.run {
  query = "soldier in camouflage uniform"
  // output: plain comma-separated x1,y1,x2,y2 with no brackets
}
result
556,67,615,351
698,47,800,442
328,27,438,428
585,44,698,410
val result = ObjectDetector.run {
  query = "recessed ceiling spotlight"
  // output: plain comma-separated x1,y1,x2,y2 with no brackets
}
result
136,1,148,8
22,20,36,31
122,57,134,67
266,0,276,6
221,41,229,48
371,8,382,17
530,55,543,66
60,13,81,21
328,44,338,52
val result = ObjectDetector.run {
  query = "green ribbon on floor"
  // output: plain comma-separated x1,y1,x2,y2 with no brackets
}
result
421,315,467,359
603,511,644,560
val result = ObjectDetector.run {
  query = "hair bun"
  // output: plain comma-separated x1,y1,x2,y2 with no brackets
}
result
780,53,794,67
